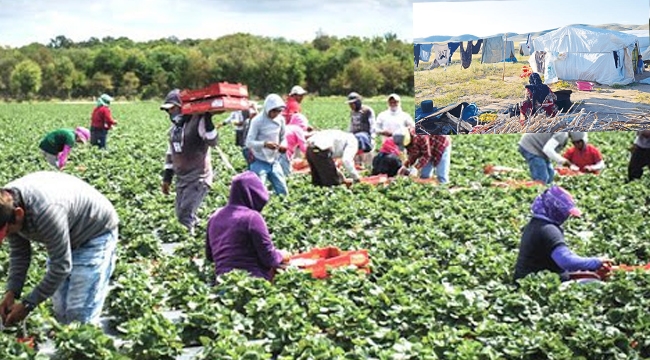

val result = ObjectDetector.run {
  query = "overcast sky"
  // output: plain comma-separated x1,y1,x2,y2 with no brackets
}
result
0,0,412,47
414,0,648,39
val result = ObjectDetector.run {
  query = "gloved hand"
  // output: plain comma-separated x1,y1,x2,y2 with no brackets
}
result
570,164,580,172
583,165,593,172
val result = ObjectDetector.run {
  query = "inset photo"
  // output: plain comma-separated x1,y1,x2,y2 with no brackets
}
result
414,0,650,135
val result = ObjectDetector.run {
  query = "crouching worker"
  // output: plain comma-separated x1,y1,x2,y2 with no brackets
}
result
371,137,403,177
562,132,605,174
0,171,119,326
39,127,90,170
306,130,372,187
205,171,291,281
513,185,610,283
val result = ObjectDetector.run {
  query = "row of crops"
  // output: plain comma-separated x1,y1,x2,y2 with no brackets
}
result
0,98,649,359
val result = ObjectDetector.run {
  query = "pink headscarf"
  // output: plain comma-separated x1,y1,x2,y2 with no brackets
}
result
380,137,401,156
75,127,91,143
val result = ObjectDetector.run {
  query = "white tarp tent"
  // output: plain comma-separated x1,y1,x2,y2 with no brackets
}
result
528,25,638,86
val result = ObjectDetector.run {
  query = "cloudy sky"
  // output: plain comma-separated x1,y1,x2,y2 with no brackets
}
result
414,0,648,39
0,0,412,47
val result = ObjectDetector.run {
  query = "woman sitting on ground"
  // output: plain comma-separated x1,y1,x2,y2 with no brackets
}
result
520,73,558,121
513,185,610,282
205,171,291,282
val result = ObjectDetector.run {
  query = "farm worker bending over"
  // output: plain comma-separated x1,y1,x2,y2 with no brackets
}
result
89,93,117,149
222,102,259,169
0,171,119,326
39,127,90,170
375,93,415,150
205,171,291,281
306,129,372,187
562,132,605,174
518,132,578,185
246,94,289,196
399,129,452,184
371,137,403,177
279,113,311,176
513,185,610,282
347,92,376,168
520,73,558,121
628,130,650,183
282,85,308,124
160,89,219,235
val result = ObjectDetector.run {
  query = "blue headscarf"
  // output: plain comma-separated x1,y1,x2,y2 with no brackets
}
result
525,73,550,105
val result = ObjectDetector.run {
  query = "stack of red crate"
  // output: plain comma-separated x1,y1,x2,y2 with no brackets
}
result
288,246,370,279
179,82,250,115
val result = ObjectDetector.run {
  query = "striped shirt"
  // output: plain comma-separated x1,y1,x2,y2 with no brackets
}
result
3,171,119,305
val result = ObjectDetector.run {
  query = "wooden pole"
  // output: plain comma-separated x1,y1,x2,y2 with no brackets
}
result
503,33,508,81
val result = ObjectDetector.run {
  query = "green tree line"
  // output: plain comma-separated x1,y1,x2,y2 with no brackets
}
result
0,32,413,101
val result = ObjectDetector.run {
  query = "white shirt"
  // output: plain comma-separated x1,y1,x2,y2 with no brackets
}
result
375,108,415,136
308,130,360,180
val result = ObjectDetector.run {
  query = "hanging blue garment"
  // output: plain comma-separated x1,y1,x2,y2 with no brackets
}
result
448,42,461,63
419,44,433,62
471,39,483,54
414,44,421,67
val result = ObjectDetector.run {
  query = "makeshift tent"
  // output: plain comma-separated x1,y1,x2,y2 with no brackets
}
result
519,40,534,56
528,25,638,86
481,36,516,64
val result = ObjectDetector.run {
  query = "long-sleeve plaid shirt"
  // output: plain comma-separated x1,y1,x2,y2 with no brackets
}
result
405,134,451,169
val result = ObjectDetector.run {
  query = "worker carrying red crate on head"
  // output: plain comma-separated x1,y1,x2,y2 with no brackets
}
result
160,89,219,236
561,132,605,174
205,171,291,282
282,85,308,124
513,185,611,284
305,129,372,187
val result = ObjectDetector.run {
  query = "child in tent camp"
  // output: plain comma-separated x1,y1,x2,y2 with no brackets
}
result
519,73,558,122
637,55,644,75
38,127,90,170
561,132,605,174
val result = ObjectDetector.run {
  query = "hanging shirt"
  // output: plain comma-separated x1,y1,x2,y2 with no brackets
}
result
419,44,433,63
433,44,449,67
460,41,473,69
471,39,483,54
447,42,461,62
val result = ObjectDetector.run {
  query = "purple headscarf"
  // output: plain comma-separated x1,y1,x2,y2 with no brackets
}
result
531,185,582,225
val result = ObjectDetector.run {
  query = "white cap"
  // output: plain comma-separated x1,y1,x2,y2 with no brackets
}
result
290,85,308,96
387,93,401,102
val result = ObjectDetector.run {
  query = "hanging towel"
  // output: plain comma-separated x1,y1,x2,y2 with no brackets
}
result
460,41,473,69
535,51,547,73
471,39,483,54
447,42,461,63
420,44,433,63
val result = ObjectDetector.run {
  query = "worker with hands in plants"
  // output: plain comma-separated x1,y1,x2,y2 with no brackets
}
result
562,132,605,174
160,89,219,235
398,129,452,184
513,185,611,282
205,171,291,281
245,94,289,196
518,132,581,184
627,129,650,182
89,93,117,149
0,171,119,326
39,127,90,170
279,113,311,176
306,129,372,187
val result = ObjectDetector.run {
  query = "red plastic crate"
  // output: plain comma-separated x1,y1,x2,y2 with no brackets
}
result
288,247,370,279
179,82,248,102
181,96,250,115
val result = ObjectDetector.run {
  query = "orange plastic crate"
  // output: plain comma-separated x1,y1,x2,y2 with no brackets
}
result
288,247,370,279
181,96,250,115
179,82,248,102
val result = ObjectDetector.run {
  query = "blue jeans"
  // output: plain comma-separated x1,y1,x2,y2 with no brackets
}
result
420,145,451,184
90,127,108,149
50,228,118,325
250,159,288,195
519,145,554,184
278,154,291,177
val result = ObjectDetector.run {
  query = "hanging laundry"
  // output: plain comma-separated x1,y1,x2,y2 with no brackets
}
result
419,44,433,63
433,44,449,67
471,39,483,54
447,42,461,63
414,44,421,67
481,36,515,64
534,51,546,73
460,41,473,69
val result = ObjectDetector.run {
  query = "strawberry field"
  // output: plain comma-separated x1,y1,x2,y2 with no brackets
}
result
1,98,650,359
